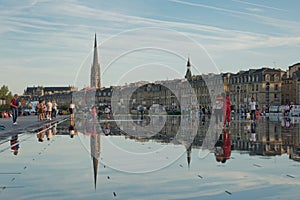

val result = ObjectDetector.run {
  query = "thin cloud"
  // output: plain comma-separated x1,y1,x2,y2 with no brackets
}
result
167,0,300,33
245,7,263,12
231,0,288,12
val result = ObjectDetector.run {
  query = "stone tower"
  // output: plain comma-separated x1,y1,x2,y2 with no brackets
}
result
90,33,101,88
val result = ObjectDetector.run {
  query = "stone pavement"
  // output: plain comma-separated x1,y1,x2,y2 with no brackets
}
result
0,115,69,141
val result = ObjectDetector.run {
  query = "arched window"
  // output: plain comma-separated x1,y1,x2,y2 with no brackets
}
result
265,74,270,81
274,74,279,82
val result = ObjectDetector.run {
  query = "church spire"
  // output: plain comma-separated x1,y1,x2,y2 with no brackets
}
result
90,33,101,88
94,33,97,48
185,57,192,79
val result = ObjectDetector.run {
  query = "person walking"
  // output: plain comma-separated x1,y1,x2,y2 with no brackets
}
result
10,94,19,125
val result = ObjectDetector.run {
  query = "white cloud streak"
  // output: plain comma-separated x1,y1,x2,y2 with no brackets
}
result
231,0,288,12
167,0,300,33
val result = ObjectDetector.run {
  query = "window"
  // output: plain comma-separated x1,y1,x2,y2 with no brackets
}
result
256,84,258,91
265,74,270,81
274,93,277,99
275,84,278,90
274,74,279,82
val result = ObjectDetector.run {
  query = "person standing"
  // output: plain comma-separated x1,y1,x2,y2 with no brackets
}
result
249,97,257,121
10,94,19,125
51,99,58,119
46,100,52,120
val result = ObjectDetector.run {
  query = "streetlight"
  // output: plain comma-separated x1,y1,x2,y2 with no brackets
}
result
266,82,270,113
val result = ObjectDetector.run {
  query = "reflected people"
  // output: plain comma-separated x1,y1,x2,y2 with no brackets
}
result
10,134,20,156
249,122,256,146
36,125,47,142
46,123,53,141
214,128,231,163
104,122,111,136
69,119,77,138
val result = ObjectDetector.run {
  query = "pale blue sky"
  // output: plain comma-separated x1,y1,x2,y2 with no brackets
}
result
0,0,299,94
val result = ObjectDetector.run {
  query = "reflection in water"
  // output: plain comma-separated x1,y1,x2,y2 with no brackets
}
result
102,115,300,164
76,112,101,189
35,122,59,142
36,125,46,142
69,118,77,138
10,134,19,156
214,128,231,163
103,122,110,136
70,112,300,192
2,114,300,199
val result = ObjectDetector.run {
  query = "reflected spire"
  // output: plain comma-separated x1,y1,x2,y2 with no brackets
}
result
90,122,101,190
187,145,192,168
92,156,98,190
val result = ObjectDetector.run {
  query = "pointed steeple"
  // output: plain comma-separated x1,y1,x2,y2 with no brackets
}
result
187,57,191,68
185,57,192,79
90,33,101,88
94,33,97,48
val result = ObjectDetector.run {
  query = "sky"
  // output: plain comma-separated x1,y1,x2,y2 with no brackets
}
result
0,0,300,94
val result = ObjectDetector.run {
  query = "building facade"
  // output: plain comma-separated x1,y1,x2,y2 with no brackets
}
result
282,63,300,104
227,68,284,112
22,86,78,106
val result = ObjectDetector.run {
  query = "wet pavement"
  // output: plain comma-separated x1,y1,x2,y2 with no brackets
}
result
0,114,300,199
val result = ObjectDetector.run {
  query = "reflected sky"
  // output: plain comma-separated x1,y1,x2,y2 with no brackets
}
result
0,115,300,199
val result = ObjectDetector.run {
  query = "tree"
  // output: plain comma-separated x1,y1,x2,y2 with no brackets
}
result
0,85,13,111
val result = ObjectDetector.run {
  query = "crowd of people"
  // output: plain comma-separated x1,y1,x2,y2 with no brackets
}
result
36,99,58,121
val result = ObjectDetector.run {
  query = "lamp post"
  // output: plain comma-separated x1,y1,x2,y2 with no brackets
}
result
266,82,270,113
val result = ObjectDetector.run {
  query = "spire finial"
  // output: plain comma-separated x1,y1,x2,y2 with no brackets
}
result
94,33,97,48
187,57,191,67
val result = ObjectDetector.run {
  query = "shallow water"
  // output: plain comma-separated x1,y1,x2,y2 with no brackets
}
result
0,115,299,200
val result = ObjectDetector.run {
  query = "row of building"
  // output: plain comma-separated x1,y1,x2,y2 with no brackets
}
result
21,62,300,112
110,61,300,113
21,34,300,112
